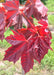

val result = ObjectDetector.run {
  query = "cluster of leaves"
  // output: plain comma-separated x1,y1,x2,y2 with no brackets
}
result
0,0,52,74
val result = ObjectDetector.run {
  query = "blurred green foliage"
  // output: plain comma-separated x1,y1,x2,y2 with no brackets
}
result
0,29,13,48
48,15,54,25
19,0,26,4
45,0,54,12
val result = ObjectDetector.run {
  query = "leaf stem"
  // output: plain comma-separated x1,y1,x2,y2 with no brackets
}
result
22,13,36,30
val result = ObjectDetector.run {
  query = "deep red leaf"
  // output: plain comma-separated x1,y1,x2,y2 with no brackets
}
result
4,29,34,73
5,30,27,45
38,20,48,27
3,0,19,19
21,50,34,73
33,0,48,20
25,0,48,20
3,0,34,29
0,7,6,40
33,36,52,63
4,42,26,63
4,30,28,63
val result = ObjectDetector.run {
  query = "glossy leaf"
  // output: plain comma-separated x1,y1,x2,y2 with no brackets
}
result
25,0,48,20
4,30,27,63
33,36,52,63
4,29,34,73
3,0,19,19
3,0,33,29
